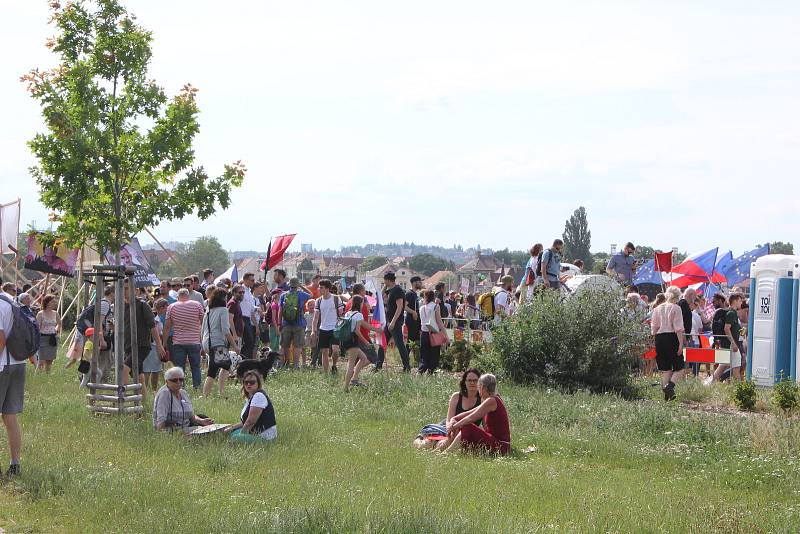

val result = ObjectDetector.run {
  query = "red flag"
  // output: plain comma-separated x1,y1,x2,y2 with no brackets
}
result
654,251,673,273
260,234,296,270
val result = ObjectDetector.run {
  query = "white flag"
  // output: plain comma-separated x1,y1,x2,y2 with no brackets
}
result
0,199,20,254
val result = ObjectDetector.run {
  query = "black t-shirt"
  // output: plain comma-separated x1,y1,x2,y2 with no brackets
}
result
405,289,420,326
435,291,449,317
123,298,155,353
384,285,405,325
678,299,692,336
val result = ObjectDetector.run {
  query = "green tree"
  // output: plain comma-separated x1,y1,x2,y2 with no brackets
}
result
361,255,388,272
409,253,455,276
759,242,793,255
23,0,245,259
562,207,593,268
494,248,529,267
179,236,229,276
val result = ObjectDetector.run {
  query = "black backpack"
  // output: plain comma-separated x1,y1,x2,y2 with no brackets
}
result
535,251,545,277
711,308,728,336
76,304,96,336
0,294,40,361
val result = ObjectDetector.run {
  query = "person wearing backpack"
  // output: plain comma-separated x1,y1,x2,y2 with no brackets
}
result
521,244,543,303
0,280,34,477
705,293,744,385
278,278,311,368
541,239,564,290
312,279,344,374
340,295,383,391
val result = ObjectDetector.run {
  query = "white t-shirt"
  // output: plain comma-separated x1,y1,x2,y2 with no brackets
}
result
347,311,363,333
240,391,276,439
316,295,342,331
691,310,703,339
0,295,25,371
494,290,510,314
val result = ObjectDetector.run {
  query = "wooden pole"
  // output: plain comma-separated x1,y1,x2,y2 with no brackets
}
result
76,247,84,312
89,271,103,404
127,270,141,408
143,226,191,274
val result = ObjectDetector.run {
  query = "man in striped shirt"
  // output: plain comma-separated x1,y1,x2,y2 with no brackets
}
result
162,288,205,390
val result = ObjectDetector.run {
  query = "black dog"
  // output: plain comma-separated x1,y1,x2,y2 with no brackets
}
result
235,350,279,380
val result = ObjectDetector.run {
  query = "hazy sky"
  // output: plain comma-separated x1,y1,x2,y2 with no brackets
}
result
2,1,798,255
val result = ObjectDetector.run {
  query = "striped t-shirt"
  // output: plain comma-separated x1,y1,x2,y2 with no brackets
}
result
167,300,204,345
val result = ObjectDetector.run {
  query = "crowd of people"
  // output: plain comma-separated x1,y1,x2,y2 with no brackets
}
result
0,238,755,476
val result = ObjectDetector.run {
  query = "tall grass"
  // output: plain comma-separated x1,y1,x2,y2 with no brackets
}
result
1,363,799,533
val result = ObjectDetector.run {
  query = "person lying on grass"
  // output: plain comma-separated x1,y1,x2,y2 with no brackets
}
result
223,370,277,442
441,373,511,455
414,368,482,450
153,367,214,432
340,295,383,392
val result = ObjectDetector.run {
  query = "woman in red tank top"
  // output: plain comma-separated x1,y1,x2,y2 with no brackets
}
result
442,373,510,455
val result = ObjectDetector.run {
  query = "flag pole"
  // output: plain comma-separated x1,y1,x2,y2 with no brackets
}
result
264,237,273,284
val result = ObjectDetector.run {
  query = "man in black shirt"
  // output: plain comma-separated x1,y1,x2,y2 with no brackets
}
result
404,276,423,345
377,272,411,372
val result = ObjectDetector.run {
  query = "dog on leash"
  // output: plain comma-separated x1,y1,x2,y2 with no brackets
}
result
235,350,279,380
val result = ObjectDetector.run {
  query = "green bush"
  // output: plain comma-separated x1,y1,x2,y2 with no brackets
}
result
472,347,504,376
440,339,481,372
732,380,758,411
491,289,649,394
772,378,799,415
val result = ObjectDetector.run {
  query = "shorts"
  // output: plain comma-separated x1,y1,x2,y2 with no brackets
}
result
340,334,358,353
280,325,305,352
207,346,232,379
0,364,26,414
317,330,336,350
124,346,151,375
654,333,684,372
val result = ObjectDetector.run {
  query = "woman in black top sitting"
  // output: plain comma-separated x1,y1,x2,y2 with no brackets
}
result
434,368,482,450
224,370,277,442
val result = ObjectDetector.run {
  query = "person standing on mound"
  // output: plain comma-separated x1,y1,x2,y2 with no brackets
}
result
443,373,510,455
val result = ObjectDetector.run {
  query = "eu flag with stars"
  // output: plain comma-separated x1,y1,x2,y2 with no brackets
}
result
722,245,770,286
633,259,663,286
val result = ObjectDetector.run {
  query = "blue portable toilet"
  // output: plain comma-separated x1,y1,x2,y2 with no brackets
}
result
748,255,800,386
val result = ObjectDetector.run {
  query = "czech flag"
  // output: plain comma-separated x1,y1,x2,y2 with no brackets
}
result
671,247,718,278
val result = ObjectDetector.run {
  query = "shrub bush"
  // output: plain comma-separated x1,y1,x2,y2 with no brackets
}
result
732,380,758,411
491,289,649,393
440,339,481,372
772,378,799,415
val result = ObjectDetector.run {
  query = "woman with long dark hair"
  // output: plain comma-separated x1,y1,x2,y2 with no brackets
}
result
341,295,382,391
419,290,446,373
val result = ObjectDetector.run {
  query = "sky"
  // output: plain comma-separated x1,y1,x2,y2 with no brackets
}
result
1,1,799,256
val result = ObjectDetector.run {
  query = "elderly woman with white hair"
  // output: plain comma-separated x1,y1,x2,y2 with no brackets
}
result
442,373,511,455
152,367,214,432
650,286,685,401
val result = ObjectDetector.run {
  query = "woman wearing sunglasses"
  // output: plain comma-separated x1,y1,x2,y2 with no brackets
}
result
152,367,214,432
223,370,277,443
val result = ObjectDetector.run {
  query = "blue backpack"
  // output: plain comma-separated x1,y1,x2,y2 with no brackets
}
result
0,294,40,362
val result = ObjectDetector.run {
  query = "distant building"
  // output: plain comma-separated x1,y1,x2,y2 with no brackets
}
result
364,263,425,291
457,251,502,291
300,243,313,253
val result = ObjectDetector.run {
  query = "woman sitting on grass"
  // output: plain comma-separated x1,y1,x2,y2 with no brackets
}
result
442,373,510,455
153,367,214,432
341,295,383,392
223,370,277,442
414,368,482,449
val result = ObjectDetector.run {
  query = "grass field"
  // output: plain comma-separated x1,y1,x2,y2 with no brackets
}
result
1,359,799,533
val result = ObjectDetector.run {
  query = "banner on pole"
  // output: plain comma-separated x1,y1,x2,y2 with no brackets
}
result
0,199,21,254
24,232,79,277
104,237,160,287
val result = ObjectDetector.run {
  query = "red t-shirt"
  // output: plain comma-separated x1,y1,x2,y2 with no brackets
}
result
345,300,371,341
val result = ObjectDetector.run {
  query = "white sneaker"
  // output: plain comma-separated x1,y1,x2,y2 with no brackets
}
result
703,377,713,387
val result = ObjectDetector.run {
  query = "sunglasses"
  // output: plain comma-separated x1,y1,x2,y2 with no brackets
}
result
168,378,184,383
243,380,257,386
